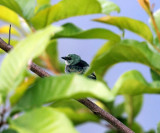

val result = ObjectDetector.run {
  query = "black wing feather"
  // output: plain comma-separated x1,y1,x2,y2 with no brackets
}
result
75,60,89,67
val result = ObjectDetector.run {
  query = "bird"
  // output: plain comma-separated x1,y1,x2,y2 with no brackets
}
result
61,54,96,79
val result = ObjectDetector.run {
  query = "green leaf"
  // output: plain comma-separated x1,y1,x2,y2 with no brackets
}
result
112,102,125,118
0,26,61,99
42,40,63,74
10,76,36,106
53,23,121,41
35,0,51,13
87,39,160,77
0,6,20,27
145,129,156,133
131,122,143,133
149,9,160,32
98,0,120,15
51,99,99,124
158,122,160,133
112,70,160,95
2,129,18,133
0,0,36,21
37,0,51,5
10,107,77,133
31,0,120,29
150,69,160,81
94,16,153,44
124,95,143,125
15,74,114,110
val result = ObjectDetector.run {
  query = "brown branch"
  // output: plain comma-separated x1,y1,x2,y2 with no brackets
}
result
0,38,134,133
0,105,8,129
78,99,133,133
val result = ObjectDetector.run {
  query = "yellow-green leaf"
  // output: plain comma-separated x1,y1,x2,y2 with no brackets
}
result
94,16,153,44
51,99,99,125
112,70,160,95
0,26,61,99
0,5,20,27
0,25,20,36
54,23,121,41
10,76,36,106
0,0,36,21
15,74,114,110
31,0,120,29
87,39,159,77
10,107,77,133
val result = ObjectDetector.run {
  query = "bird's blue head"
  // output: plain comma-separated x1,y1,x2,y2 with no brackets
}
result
61,54,81,65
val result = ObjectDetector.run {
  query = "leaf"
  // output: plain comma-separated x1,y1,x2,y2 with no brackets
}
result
87,39,160,77
2,129,18,133
15,74,114,110
0,6,20,27
158,122,160,133
131,122,144,133
35,0,51,13
10,107,77,133
97,0,120,15
41,40,63,74
112,102,125,118
112,70,160,95
145,129,156,133
10,76,36,106
0,26,61,99
31,0,120,29
37,0,51,5
137,0,151,16
150,69,160,81
0,0,36,21
124,95,143,125
53,23,121,41
0,25,20,36
149,9,160,32
51,99,99,124
94,16,153,44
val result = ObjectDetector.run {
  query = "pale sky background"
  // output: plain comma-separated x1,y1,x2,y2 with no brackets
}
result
1,0,160,132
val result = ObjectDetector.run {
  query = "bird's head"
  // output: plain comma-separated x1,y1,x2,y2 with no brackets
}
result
61,54,81,65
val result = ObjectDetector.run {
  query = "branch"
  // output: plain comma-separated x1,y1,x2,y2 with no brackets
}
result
0,38,134,133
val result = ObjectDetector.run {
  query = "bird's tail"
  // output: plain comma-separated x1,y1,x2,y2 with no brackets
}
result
88,73,96,80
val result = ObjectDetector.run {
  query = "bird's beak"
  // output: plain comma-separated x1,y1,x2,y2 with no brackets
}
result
61,56,70,60
61,56,72,60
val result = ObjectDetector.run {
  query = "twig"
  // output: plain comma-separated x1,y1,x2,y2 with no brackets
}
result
8,24,11,45
0,38,134,133
0,106,6,129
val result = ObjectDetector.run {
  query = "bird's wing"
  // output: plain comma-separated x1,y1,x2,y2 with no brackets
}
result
76,60,89,67
66,65,85,74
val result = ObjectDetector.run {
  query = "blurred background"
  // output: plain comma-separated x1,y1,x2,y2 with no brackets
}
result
1,0,160,132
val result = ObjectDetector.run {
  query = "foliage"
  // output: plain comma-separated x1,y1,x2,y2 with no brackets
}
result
0,0,159,132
